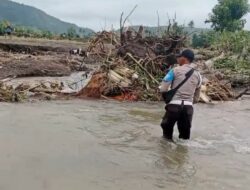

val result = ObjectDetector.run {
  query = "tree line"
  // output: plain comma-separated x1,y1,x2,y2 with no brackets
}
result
0,20,89,40
192,0,250,48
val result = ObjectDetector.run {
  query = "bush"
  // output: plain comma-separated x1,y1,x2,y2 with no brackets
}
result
192,30,250,56
214,57,250,76
212,30,250,55
192,30,250,76
0,21,85,40
0,20,12,35
67,27,78,39
192,31,215,48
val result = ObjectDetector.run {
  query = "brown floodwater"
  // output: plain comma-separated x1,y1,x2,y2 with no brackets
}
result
0,98,249,190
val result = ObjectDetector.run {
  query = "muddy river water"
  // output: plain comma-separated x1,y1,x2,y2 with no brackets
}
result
0,99,249,190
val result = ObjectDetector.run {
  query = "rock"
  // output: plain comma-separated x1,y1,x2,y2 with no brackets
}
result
195,54,205,60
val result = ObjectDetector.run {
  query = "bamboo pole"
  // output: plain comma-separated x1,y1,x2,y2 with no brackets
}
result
126,53,159,85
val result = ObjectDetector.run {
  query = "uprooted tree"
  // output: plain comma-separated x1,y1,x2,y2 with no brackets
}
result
77,7,188,101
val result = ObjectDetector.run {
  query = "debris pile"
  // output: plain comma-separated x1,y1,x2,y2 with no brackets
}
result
0,82,26,102
0,80,66,102
0,26,248,103
78,27,246,102
78,26,186,101
0,71,91,102
200,80,234,103
195,49,249,102
87,31,119,57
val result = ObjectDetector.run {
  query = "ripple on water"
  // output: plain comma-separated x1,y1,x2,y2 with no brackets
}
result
234,144,250,154
176,138,215,149
185,134,250,155
220,135,250,154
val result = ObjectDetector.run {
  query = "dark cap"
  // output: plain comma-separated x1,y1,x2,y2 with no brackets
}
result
177,49,195,62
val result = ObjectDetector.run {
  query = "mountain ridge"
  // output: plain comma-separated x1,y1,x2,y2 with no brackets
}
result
0,0,94,36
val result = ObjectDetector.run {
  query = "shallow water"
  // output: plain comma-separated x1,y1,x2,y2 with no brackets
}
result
0,99,249,190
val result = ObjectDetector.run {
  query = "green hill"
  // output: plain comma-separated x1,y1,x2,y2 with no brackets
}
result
0,0,94,36
127,25,210,36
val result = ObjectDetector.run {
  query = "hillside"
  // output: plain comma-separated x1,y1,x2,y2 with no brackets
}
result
128,25,210,36
0,0,94,36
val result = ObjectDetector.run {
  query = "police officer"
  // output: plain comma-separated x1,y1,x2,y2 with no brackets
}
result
159,49,202,141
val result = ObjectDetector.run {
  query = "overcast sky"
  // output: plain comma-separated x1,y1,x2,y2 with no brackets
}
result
12,0,250,31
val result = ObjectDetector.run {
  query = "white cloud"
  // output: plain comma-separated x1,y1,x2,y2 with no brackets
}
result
12,0,250,30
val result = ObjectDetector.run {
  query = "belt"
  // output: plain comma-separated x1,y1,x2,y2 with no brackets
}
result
169,100,193,106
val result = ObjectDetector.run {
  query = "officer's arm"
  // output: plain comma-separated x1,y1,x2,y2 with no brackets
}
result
193,72,202,104
193,87,201,104
159,69,174,93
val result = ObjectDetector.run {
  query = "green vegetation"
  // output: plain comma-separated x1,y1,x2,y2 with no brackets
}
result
0,20,91,41
192,30,250,70
140,25,207,38
66,27,79,39
214,58,249,72
203,30,250,58
188,21,194,29
14,26,53,39
193,0,250,53
193,0,250,79
192,30,250,78
0,0,94,36
213,30,250,76
0,20,10,34
212,30,250,54
192,30,250,51
206,0,250,32
192,31,215,48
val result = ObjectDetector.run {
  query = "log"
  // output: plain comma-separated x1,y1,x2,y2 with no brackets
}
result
235,88,250,99
204,53,224,70
114,67,136,78
126,53,159,85
0,76,16,82
200,92,212,103
108,70,131,88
